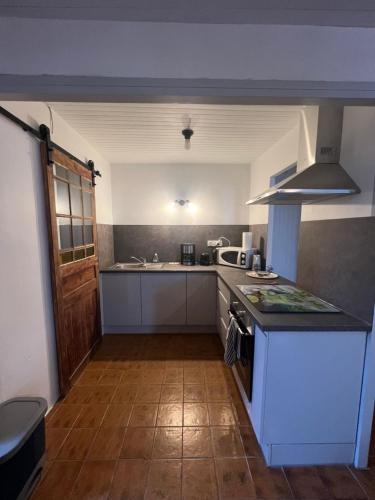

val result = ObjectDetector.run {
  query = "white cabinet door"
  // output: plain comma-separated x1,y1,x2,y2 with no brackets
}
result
141,273,187,325
101,273,141,326
187,273,217,325
263,330,367,444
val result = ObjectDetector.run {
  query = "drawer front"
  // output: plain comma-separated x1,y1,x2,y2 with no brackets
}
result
217,276,230,303
218,289,229,326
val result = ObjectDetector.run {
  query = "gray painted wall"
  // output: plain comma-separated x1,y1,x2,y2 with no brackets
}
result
297,217,375,325
251,217,375,324
97,224,115,269
113,225,250,264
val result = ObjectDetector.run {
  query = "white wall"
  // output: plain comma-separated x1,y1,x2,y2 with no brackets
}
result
111,163,250,225
302,107,375,221
0,117,58,406
249,107,375,225
249,126,299,225
0,102,113,225
1,19,375,85
0,102,113,408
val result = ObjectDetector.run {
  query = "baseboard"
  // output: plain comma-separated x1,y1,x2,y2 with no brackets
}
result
102,325,217,334
269,443,355,466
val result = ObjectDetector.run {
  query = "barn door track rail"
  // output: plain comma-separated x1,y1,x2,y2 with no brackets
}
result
0,105,101,185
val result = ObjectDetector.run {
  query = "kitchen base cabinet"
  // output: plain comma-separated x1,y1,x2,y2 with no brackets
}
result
101,273,141,327
141,273,186,325
101,271,218,332
244,326,367,466
187,273,217,325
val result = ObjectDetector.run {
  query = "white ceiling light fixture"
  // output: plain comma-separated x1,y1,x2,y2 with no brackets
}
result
182,118,194,150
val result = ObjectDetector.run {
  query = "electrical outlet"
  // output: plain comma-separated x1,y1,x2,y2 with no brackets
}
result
207,239,222,247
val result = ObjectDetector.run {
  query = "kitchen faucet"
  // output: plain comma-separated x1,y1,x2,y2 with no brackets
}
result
130,256,147,266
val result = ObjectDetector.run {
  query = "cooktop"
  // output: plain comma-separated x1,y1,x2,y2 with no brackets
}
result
237,284,340,313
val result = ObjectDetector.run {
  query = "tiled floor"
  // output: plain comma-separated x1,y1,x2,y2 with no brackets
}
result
32,334,375,499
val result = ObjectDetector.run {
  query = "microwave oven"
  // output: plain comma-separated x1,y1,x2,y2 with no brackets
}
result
217,246,254,269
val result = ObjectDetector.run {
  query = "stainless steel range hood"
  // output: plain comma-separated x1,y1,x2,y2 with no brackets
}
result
246,106,360,205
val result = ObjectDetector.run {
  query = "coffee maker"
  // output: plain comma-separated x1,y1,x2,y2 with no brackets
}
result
180,243,196,266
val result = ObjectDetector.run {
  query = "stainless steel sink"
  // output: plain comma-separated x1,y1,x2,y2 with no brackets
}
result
111,263,164,270
145,263,164,270
112,263,144,269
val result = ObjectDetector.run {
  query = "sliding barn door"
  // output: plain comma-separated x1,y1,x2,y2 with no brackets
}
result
41,145,101,396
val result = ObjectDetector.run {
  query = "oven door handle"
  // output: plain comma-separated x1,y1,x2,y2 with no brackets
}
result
228,311,254,336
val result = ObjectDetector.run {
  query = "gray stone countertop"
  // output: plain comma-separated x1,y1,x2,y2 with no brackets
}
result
101,262,218,272
100,262,371,332
216,266,371,333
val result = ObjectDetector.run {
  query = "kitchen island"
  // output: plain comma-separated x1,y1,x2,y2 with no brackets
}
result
214,266,371,467
100,263,372,467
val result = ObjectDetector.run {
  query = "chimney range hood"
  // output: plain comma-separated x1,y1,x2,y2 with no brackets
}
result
246,106,360,205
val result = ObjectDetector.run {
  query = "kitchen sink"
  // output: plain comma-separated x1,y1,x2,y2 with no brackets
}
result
112,263,144,269
111,263,164,270
145,263,164,269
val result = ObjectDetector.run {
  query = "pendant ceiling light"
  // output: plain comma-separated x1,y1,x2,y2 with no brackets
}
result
182,119,194,150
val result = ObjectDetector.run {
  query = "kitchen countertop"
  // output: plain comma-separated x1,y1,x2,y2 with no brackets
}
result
101,263,218,272
101,262,371,332
216,266,371,332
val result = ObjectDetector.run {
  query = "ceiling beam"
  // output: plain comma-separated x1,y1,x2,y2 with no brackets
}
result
1,75,375,105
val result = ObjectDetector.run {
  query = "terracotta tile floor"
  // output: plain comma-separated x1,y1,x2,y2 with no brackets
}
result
33,334,375,499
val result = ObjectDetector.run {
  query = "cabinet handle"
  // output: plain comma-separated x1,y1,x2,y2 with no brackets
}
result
218,289,228,305
246,325,254,336
228,311,253,336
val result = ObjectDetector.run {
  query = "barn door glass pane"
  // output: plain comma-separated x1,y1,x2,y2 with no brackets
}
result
57,217,72,250
84,219,93,244
68,171,81,186
74,248,85,261
54,179,70,215
59,251,74,265
86,246,95,257
83,191,92,217
70,185,83,217
53,164,68,180
72,218,84,247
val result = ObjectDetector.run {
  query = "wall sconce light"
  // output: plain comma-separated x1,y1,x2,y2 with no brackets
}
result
175,199,190,206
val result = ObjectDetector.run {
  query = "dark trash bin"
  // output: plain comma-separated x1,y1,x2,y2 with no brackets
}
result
0,397,47,500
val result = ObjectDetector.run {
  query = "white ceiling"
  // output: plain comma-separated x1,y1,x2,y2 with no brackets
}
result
1,0,375,27
50,103,302,165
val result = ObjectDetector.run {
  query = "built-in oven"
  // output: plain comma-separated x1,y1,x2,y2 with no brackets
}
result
229,297,255,402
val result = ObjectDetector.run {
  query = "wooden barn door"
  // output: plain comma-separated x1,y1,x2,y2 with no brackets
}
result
41,142,101,396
